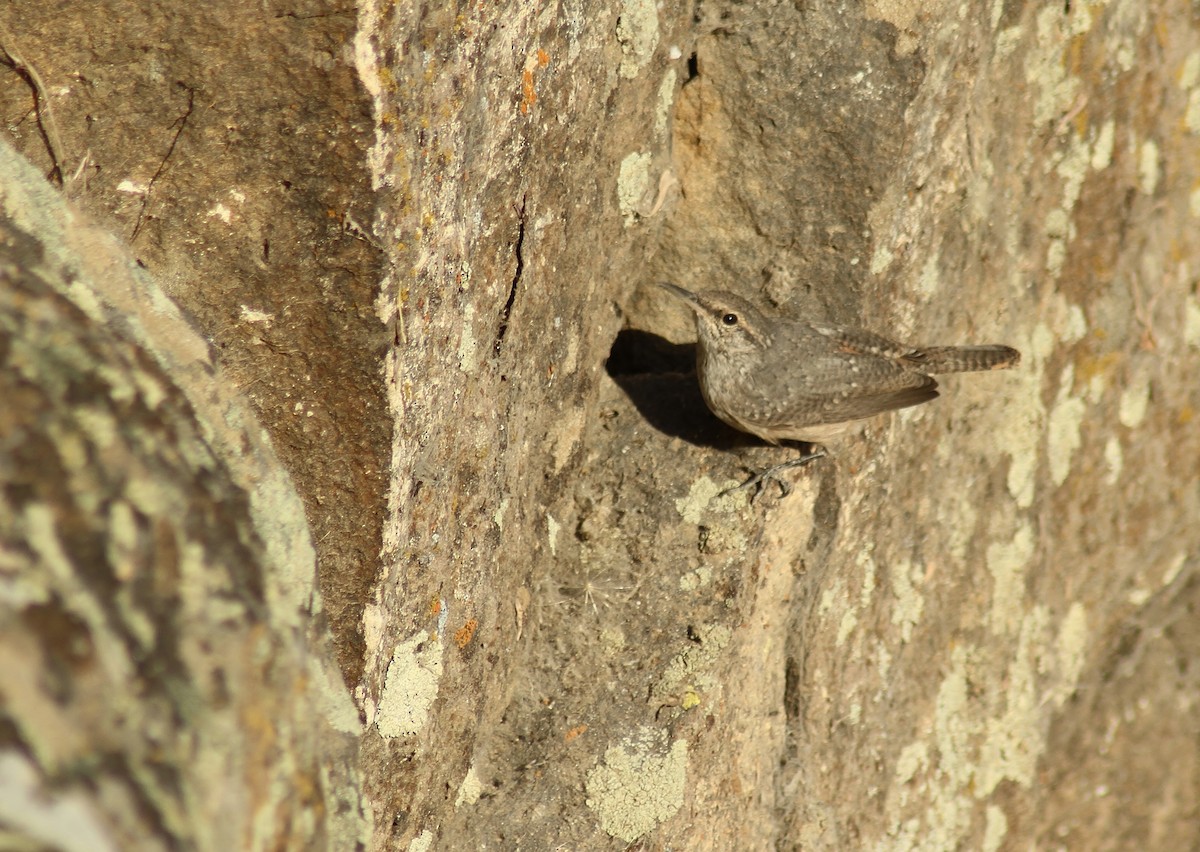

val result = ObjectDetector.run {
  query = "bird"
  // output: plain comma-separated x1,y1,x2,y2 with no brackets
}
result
659,282,1020,494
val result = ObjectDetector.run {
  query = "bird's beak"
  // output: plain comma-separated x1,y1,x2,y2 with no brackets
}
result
657,282,702,313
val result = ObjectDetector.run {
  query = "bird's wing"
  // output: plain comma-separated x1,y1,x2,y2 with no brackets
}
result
793,377,940,426
758,353,939,429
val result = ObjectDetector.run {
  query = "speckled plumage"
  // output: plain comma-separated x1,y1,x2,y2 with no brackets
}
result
660,283,1020,445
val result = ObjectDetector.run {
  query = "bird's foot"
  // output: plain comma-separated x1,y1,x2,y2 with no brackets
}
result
722,447,827,501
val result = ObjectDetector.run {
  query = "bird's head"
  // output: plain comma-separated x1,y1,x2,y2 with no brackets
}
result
658,282,771,360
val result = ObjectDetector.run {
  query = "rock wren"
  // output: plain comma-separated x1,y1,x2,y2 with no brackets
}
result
659,282,1020,491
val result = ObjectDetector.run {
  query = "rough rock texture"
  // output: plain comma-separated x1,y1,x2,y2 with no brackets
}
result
3,0,1200,849
0,1,391,685
0,143,366,849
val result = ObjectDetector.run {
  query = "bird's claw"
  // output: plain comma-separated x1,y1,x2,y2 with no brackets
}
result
720,448,827,502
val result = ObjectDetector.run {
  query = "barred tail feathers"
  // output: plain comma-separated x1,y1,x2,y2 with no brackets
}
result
907,345,1020,373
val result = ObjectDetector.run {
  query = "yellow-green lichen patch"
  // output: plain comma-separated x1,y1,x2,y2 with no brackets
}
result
617,151,653,225
983,804,1009,852
654,623,731,700
673,475,747,526
546,514,560,556
1117,372,1151,428
0,753,118,852
406,829,433,852
585,727,687,842
886,597,1093,846
1046,363,1087,487
1138,140,1161,196
457,303,479,374
455,766,481,808
889,558,925,643
375,632,444,738
655,70,677,136
615,0,659,79
678,564,712,592
1052,602,1089,706
1184,291,1200,344
1005,315,1063,508
1104,436,1123,485
986,522,1035,636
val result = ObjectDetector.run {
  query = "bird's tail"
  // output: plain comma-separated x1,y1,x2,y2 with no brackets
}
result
906,345,1021,374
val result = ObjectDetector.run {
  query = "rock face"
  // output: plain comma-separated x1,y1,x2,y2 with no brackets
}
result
3,0,1199,850
0,144,366,850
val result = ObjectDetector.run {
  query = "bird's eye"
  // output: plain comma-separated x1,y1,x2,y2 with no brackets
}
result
722,313,739,326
